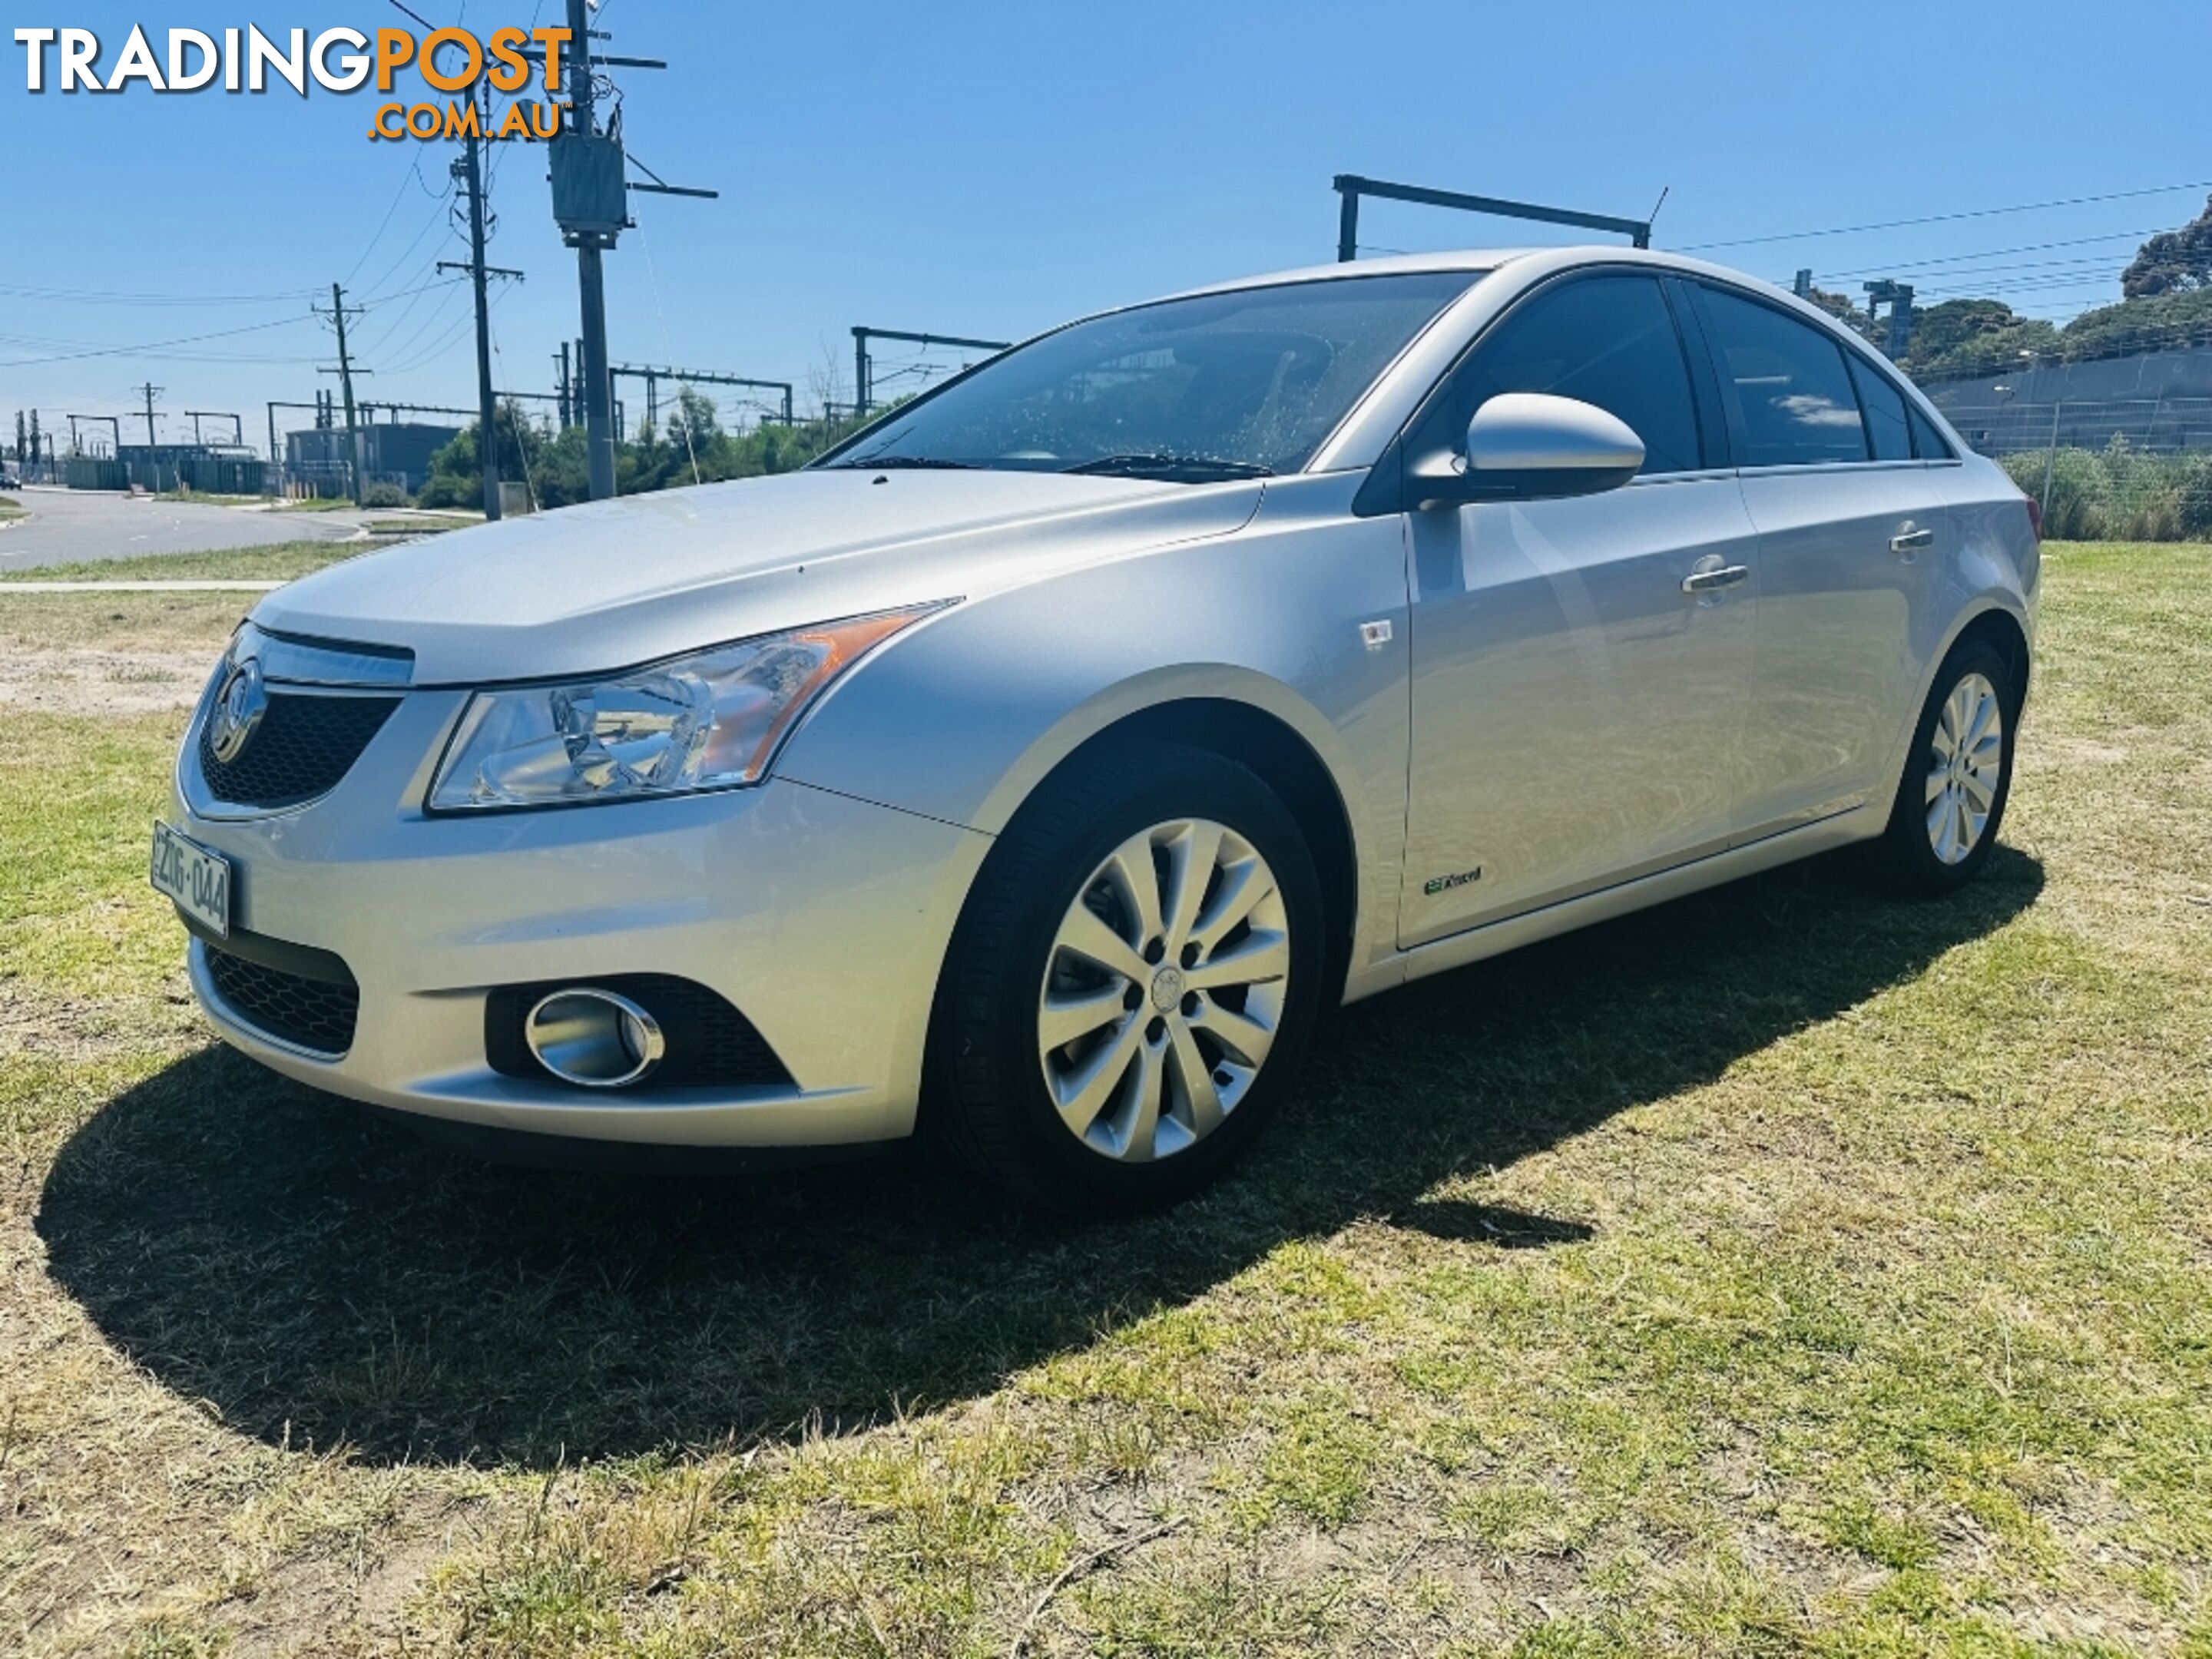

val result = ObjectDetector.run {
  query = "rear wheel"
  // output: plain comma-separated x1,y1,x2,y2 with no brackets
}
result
926,740,1324,1211
1866,637,2020,896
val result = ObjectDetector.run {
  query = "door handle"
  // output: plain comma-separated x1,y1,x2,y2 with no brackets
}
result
1681,564,1750,595
1889,526,1936,554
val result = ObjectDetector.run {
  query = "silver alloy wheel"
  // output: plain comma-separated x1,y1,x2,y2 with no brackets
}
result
1038,817,1291,1162
1925,670,2004,866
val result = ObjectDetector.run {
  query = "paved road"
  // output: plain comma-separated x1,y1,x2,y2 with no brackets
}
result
0,487,369,572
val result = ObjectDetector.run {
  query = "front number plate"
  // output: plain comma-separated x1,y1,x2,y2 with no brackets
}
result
151,821,232,939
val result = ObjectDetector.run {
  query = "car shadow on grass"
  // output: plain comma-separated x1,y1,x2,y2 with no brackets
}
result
38,847,2041,1466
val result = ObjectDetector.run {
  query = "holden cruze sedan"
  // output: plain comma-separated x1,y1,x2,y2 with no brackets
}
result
157,247,2035,1209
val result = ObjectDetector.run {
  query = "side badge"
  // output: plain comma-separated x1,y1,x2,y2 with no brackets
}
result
1423,867,1483,896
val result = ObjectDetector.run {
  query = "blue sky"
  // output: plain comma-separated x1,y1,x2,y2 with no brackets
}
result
4,0,2207,450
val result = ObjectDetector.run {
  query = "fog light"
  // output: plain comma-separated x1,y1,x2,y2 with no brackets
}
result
524,988,665,1088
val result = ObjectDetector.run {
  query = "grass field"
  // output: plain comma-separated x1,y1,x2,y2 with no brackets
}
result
0,541,373,585
2,542,2208,1657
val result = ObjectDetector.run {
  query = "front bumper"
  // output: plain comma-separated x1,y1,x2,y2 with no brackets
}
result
172,684,991,1148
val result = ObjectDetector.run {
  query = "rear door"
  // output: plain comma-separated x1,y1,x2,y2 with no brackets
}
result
1688,284,1955,841
1400,271,1760,947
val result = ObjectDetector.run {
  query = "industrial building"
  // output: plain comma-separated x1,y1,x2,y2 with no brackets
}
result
285,420,462,495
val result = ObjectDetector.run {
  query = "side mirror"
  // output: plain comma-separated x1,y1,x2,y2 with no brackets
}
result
1411,392,1644,508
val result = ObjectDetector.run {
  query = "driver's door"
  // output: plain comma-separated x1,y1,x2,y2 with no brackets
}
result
1400,272,1760,947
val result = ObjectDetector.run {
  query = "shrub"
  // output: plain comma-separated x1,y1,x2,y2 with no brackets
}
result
2000,439,2209,541
2177,454,2212,540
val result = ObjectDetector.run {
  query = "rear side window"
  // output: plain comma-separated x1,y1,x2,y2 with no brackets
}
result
1420,273,1705,475
1909,402,1954,460
1697,286,1869,467
1847,353,1912,462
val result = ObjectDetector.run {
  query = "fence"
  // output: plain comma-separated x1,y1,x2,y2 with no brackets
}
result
1936,397,2212,542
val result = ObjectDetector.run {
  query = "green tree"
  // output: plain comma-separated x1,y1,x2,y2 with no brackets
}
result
1900,299,2061,379
2121,194,2212,298
416,402,877,512
1802,286,1879,344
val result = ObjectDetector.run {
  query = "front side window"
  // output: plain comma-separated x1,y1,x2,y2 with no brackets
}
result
822,271,1480,479
1698,286,1870,468
1414,273,1705,477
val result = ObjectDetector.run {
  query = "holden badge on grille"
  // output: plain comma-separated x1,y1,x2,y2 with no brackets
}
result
208,658,269,765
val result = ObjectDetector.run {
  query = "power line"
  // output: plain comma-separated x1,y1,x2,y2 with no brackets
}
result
1681,179,2212,252
1810,227,2164,283
380,284,506,376
350,270,458,358
343,157,432,288
364,283,472,371
0,280,321,308
356,181,461,300
0,314,316,369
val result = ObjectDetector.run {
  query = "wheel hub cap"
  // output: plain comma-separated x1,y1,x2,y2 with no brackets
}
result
1038,817,1291,1163
1924,671,2003,866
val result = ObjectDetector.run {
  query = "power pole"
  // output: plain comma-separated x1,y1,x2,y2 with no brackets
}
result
441,83,526,522
187,411,243,446
543,4,714,499
1863,280,1917,359
849,328,1010,419
1331,174,1651,263
134,382,164,449
558,0,618,500
316,283,368,504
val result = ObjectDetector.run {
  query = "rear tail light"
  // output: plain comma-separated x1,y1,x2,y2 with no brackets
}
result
2025,495,2043,543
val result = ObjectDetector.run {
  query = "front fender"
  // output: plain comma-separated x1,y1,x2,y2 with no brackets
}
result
775,473,1414,982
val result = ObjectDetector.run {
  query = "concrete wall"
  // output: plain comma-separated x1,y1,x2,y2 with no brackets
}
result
1922,346,2212,409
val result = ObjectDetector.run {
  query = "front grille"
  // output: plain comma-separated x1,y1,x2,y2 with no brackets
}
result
204,942,360,1055
485,974,794,1090
197,691,400,810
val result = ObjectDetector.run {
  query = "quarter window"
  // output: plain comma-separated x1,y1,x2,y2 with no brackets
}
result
1698,287,1870,467
1419,274,1705,476
1847,353,1913,462
1909,402,1954,461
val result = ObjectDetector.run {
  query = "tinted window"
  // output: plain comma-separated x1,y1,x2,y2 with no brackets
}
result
1909,402,1954,460
1698,287,1869,467
1847,353,1912,462
1419,274,1704,476
825,270,1479,477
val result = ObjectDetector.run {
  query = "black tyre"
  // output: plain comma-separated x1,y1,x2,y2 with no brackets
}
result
926,740,1326,1212
1866,637,2021,896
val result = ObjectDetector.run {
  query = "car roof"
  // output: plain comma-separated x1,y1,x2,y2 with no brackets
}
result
1152,244,1802,304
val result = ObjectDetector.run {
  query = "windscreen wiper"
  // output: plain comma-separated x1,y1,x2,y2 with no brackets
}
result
832,455,980,470
1063,453,1274,482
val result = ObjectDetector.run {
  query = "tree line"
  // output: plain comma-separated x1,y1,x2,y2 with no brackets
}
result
416,394,875,511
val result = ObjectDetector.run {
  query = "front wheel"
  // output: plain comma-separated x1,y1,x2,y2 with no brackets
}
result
1866,637,2021,896
926,740,1325,1212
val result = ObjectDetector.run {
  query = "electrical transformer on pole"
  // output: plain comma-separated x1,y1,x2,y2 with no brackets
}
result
545,2,715,502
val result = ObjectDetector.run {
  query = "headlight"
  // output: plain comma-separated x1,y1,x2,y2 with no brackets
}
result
427,605,942,811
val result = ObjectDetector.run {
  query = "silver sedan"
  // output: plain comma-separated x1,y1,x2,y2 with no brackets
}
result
157,247,2037,1209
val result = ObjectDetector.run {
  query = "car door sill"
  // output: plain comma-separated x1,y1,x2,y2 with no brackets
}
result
1343,804,1882,1005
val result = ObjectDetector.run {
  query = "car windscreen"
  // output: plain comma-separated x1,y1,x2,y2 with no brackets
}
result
822,270,1482,480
